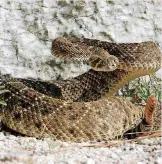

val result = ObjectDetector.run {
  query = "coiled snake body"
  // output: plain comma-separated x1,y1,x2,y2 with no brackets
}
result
0,37,161,142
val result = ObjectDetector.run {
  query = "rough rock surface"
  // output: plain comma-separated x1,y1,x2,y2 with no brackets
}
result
0,0,162,79
0,0,162,163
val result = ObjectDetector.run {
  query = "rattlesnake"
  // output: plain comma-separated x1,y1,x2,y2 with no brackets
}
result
0,37,161,142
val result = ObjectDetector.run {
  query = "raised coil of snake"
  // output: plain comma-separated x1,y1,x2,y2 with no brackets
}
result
0,36,161,142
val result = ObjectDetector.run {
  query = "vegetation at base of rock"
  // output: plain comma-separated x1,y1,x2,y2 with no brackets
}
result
120,74,161,104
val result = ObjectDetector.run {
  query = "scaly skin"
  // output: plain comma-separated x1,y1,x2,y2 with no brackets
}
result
0,37,161,142
1,81,145,142
52,37,161,73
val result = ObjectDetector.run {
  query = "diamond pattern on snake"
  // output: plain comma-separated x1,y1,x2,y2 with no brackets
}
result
0,37,161,142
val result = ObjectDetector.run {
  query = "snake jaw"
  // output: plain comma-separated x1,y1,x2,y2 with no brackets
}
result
88,54,119,72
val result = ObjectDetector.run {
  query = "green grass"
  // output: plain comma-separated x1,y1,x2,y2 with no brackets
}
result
119,74,161,104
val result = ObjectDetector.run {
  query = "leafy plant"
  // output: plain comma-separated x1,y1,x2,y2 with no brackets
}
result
119,74,161,104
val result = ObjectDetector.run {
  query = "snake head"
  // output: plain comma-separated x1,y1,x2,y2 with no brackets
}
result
88,50,119,72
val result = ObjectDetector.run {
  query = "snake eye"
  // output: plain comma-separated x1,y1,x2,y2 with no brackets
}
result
96,62,103,68
89,57,101,68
